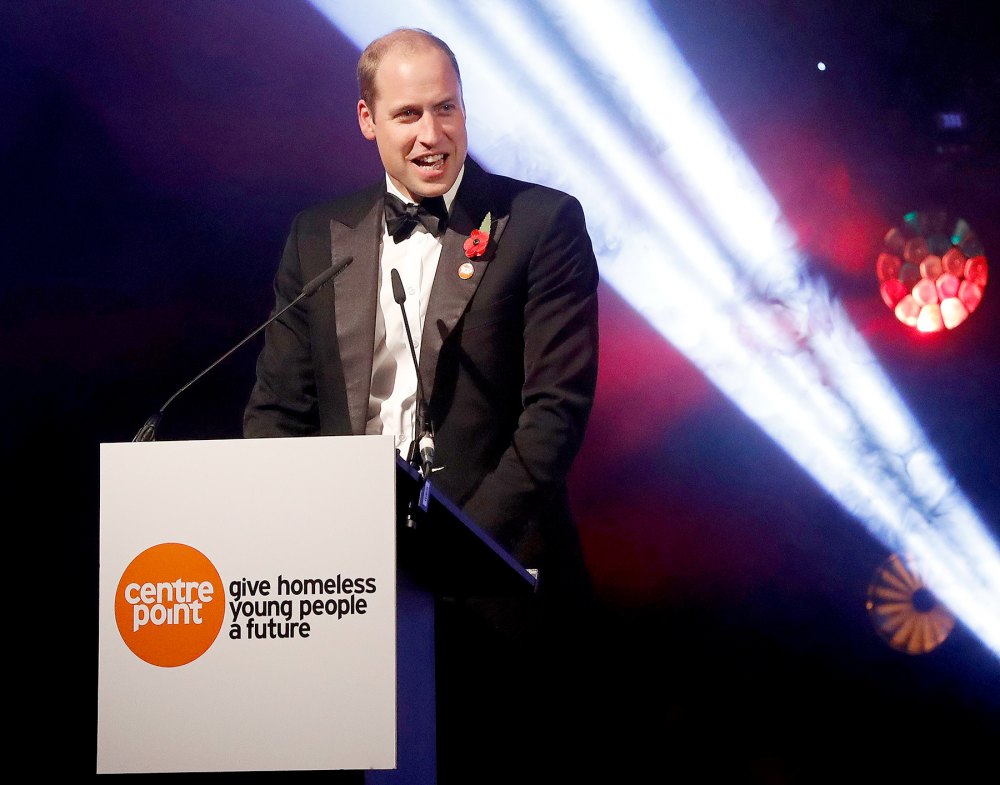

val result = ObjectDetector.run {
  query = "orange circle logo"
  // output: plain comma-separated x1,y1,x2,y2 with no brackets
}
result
114,542,225,667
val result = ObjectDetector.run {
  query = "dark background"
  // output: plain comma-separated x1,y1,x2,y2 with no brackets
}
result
5,1,998,780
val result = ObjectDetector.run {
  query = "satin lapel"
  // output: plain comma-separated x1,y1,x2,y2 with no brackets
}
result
331,199,382,435
419,165,510,401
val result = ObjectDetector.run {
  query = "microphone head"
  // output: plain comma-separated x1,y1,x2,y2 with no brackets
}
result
390,268,406,304
301,256,352,297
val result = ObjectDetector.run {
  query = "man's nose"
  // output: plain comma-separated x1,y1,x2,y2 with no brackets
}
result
415,112,443,144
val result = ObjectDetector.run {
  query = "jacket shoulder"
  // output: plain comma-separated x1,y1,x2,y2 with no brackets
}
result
468,166,585,230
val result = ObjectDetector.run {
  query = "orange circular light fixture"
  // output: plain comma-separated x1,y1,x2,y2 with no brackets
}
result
876,210,988,333
866,552,955,655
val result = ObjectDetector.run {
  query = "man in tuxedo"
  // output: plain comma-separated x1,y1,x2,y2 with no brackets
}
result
244,27,601,782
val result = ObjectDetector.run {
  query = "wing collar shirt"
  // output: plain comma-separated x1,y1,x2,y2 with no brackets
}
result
366,166,465,459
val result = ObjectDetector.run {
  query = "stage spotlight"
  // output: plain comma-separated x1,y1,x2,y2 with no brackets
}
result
878,210,989,333
310,0,1000,660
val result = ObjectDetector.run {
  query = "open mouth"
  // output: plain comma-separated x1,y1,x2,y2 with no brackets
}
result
412,153,446,170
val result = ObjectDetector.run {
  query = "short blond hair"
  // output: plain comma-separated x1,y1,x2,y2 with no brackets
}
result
357,28,462,115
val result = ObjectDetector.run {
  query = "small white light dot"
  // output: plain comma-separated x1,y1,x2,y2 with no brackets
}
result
817,61,827,71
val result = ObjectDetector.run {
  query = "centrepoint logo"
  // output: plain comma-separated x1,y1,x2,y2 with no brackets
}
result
114,542,225,667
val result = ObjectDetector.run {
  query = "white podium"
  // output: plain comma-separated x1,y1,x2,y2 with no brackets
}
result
97,435,535,781
97,436,397,774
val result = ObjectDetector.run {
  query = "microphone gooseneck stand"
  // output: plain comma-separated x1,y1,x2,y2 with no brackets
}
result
132,256,353,442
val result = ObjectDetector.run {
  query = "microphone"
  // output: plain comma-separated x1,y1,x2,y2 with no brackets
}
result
132,256,353,442
389,268,434,480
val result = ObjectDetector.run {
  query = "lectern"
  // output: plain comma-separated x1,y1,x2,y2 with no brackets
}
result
97,436,534,781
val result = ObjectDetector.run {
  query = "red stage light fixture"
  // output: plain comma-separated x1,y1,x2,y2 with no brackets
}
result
877,210,988,333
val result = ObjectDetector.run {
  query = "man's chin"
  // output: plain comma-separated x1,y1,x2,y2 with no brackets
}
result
408,180,453,201
405,161,464,200
390,160,462,201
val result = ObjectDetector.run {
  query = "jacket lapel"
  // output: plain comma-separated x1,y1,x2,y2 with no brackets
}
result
331,196,383,435
419,161,510,402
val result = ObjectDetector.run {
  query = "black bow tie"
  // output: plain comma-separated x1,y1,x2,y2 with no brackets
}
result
384,193,448,243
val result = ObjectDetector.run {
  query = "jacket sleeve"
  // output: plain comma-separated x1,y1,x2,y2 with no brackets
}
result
460,193,600,550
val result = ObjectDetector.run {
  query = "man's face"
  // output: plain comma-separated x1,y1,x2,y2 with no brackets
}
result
357,45,467,202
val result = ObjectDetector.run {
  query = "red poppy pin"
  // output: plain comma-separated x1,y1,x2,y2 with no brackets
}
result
463,212,492,259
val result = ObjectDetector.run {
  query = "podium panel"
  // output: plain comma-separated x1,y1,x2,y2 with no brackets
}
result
97,435,397,774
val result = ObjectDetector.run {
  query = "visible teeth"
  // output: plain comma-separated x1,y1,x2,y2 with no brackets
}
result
415,154,444,165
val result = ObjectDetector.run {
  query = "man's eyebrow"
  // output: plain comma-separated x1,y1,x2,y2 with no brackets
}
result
387,101,421,114
384,93,459,114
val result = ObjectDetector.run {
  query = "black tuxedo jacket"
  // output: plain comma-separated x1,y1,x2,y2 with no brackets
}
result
244,159,599,592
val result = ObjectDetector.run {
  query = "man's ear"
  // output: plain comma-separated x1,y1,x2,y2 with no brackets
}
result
358,100,376,141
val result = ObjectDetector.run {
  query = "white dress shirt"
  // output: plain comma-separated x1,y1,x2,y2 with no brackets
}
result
365,167,465,459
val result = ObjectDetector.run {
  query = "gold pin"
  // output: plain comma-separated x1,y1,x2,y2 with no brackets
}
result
458,262,475,280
